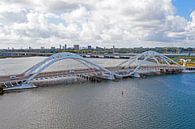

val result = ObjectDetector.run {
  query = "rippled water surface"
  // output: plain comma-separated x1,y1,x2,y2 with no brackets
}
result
0,57,195,129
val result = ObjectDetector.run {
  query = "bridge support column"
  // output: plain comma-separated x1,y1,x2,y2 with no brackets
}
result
0,86,4,94
132,72,140,78
108,74,115,80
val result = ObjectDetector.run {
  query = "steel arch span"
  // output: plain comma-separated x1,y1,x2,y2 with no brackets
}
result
23,52,115,83
117,51,183,77
19,51,183,85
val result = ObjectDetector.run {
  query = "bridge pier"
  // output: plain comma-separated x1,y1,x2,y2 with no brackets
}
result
77,74,102,82
33,76,87,87
0,86,4,94
160,69,182,74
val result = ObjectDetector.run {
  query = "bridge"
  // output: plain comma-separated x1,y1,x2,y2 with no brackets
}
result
0,51,184,91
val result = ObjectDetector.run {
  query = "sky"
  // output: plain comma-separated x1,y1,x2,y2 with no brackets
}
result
173,0,195,19
0,0,195,49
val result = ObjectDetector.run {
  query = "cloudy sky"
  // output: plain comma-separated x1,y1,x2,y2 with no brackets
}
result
0,0,195,48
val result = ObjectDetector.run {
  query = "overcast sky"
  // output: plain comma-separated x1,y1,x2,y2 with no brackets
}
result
0,0,195,48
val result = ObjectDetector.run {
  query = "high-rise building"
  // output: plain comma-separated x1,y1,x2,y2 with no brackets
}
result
73,45,79,50
112,45,115,53
88,45,92,50
64,44,67,50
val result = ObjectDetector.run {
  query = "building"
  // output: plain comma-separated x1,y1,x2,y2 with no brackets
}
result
73,45,79,50
50,47,56,53
88,45,92,50
63,44,67,50
41,47,45,50
51,47,55,50
112,45,115,53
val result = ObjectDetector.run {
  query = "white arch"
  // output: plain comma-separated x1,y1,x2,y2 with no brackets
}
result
117,51,183,77
23,52,114,83
20,51,184,85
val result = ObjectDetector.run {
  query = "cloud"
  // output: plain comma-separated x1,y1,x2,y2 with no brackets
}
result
0,0,195,48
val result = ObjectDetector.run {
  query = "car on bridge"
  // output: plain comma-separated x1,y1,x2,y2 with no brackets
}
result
10,75,18,80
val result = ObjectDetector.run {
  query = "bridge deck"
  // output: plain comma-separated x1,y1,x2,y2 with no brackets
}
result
0,65,183,87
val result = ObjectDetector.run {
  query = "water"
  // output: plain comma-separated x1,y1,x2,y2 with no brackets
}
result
0,57,195,129
0,57,125,75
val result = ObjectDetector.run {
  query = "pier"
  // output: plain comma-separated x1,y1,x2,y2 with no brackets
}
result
0,51,185,92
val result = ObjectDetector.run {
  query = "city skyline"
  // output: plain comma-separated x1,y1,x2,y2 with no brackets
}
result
0,0,195,48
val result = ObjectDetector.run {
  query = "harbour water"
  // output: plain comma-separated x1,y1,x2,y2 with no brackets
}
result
0,57,195,129
0,57,125,76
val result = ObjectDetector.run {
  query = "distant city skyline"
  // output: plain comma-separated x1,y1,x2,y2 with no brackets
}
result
3,43,195,50
0,0,195,48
